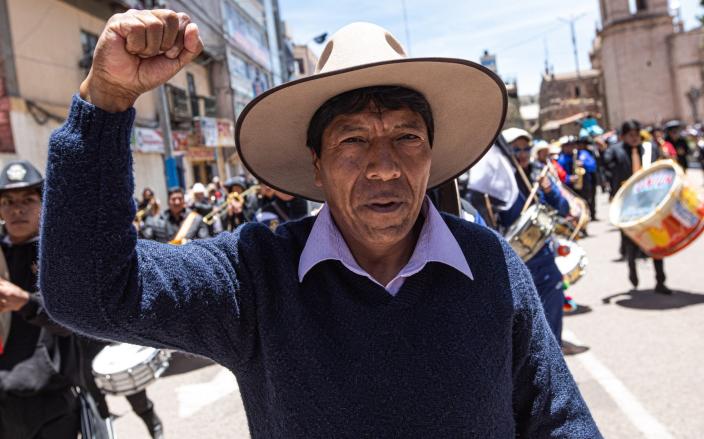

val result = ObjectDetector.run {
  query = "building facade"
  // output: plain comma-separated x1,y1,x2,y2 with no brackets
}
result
0,0,291,201
538,69,604,140
592,0,704,128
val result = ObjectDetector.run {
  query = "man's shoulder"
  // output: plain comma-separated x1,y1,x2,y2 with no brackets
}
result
236,215,316,250
440,213,508,261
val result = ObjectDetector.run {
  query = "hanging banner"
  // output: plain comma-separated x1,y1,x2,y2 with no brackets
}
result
217,119,236,147
131,127,165,154
187,146,215,161
172,130,191,155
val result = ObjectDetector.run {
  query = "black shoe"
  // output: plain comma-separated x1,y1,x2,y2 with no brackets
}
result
613,255,626,262
138,408,164,439
654,283,673,295
629,271,639,289
562,341,589,356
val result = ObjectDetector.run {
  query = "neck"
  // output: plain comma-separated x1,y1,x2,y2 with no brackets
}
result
343,216,422,286
170,208,183,217
8,232,38,245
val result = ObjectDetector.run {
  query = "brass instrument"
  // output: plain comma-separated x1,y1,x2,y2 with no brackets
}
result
202,185,260,226
572,149,586,191
135,199,157,223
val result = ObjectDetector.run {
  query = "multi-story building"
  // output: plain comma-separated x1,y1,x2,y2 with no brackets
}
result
591,0,704,128
0,0,291,200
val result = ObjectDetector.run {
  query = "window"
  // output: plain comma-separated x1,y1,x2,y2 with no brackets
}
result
296,58,305,74
79,31,98,74
186,73,199,118
575,86,581,98
629,0,648,14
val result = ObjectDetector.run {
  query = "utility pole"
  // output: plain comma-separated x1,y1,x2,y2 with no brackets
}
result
560,13,587,79
401,0,412,55
157,85,180,188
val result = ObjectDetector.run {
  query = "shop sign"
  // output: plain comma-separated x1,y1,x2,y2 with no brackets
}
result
131,127,164,154
187,146,215,161
217,119,236,147
172,130,191,155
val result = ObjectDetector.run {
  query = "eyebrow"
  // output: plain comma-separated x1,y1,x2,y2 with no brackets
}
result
336,124,367,133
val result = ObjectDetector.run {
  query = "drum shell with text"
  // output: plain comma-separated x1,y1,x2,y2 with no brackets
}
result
609,160,704,258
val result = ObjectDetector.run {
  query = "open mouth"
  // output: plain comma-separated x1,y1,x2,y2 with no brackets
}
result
365,201,403,213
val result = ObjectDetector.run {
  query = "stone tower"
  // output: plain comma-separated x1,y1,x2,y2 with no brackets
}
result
596,0,676,127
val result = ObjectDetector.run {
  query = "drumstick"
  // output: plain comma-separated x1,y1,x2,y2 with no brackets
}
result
521,165,550,214
483,193,497,229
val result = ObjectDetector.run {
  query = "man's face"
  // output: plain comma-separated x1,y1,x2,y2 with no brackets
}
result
0,188,41,243
313,104,431,249
537,149,549,163
511,137,531,168
623,130,641,148
667,128,680,140
168,192,185,214
562,143,576,155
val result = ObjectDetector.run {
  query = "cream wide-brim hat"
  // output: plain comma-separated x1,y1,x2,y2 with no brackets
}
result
236,22,508,201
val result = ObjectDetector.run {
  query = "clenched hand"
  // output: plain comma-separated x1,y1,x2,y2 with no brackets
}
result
79,9,203,113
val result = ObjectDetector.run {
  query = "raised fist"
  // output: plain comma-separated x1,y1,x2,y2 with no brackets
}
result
79,9,203,113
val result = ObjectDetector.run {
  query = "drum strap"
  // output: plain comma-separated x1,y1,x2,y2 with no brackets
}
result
642,142,653,169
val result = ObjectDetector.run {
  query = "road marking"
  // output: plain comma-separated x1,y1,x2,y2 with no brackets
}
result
176,369,238,418
563,330,673,439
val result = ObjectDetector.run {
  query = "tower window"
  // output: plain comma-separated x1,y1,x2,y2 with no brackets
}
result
629,0,648,14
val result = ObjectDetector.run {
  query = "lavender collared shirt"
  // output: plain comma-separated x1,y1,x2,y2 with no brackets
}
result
298,198,473,295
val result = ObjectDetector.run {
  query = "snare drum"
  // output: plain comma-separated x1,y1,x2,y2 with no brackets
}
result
92,343,171,396
505,204,557,261
610,160,704,258
554,239,588,287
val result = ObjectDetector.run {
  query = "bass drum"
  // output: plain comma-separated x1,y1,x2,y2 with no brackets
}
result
554,239,588,287
610,160,704,258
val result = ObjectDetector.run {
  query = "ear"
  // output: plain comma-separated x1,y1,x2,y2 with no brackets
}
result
311,149,323,188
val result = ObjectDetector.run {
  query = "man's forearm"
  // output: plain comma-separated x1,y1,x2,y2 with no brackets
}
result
39,95,137,337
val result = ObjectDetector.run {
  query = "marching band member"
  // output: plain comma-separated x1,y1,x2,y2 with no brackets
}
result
664,119,689,171
603,120,672,294
501,129,575,353
39,11,599,437
141,186,210,243
558,136,598,219
0,161,82,438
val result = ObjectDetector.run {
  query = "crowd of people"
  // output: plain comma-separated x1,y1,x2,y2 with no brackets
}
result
134,178,311,244
10,7,704,438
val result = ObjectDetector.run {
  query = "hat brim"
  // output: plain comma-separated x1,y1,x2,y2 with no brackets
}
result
236,57,507,202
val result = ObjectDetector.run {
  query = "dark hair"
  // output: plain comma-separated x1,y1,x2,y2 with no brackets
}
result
621,120,641,136
306,86,434,157
167,186,184,197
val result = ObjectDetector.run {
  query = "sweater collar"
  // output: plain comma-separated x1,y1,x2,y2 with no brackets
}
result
298,197,473,293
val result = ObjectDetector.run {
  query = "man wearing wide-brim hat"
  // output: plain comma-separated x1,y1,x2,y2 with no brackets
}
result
39,9,600,438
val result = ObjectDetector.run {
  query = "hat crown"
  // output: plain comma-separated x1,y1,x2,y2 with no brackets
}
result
316,22,407,74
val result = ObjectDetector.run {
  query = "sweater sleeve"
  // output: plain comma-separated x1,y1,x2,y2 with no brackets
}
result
500,239,602,438
39,96,256,368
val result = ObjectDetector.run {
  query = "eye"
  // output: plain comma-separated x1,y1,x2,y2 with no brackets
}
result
341,136,366,144
398,134,420,141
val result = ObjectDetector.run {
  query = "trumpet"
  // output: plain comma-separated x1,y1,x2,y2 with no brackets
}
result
202,185,260,226
135,199,158,223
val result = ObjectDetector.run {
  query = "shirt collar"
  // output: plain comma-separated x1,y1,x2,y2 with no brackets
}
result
298,197,473,290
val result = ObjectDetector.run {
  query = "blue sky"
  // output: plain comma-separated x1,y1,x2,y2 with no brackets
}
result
279,0,703,95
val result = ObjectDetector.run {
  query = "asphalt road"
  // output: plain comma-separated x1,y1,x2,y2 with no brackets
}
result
108,170,704,439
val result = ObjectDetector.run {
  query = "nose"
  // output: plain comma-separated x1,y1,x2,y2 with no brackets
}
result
365,140,401,181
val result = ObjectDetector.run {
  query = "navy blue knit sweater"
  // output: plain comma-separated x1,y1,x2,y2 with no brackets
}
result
39,96,601,438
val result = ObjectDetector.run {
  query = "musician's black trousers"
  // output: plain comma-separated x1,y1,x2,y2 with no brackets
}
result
623,232,666,285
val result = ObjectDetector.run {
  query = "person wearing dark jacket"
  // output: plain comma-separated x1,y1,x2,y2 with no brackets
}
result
500,128,572,350
664,119,689,171
0,160,81,439
604,120,672,294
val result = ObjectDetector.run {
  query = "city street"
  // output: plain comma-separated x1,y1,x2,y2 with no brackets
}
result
107,170,704,439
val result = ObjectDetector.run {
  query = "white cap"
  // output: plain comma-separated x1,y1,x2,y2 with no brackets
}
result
502,127,532,144
192,183,206,194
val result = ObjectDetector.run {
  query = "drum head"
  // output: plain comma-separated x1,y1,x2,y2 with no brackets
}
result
612,162,678,226
93,343,158,375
